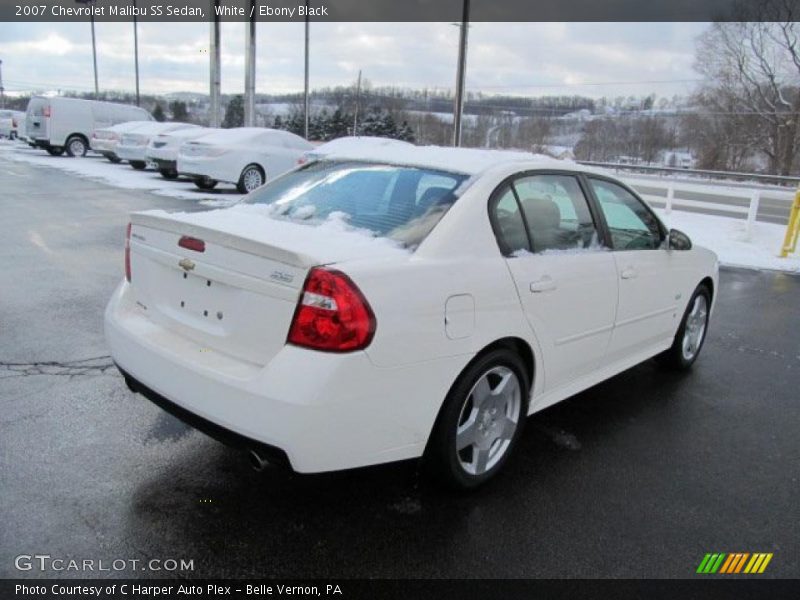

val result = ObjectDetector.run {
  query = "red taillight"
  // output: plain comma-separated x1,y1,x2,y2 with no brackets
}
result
43,106,51,118
124,223,132,282
178,236,205,252
287,267,376,352
12,118,17,127
297,157,307,165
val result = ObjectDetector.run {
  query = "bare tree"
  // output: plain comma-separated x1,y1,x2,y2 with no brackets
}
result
695,0,800,174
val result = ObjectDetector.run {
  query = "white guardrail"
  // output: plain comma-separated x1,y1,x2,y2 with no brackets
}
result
619,176,795,238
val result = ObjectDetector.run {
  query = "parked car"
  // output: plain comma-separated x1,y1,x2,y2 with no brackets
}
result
116,122,199,170
91,121,156,163
145,126,215,179
0,110,26,139
25,96,153,157
176,127,313,193
298,135,414,166
106,144,718,489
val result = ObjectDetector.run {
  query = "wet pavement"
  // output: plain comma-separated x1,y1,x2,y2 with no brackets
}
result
1,152,799,579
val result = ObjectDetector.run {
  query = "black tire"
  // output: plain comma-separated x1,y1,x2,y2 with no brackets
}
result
236,164,265,194
424,347,530,490
129,161,147,170
657,284,711,370
194,177,218,190
46,146,65,156
65,135,88,157
159,168,179,180
107,155,122,164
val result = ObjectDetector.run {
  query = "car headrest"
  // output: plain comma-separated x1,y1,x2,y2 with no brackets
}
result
522,197,561,231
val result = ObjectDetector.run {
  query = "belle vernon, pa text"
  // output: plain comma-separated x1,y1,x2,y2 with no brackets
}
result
15,583,343,596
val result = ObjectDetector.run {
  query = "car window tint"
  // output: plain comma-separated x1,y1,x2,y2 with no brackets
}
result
513,174,599,253
589,178,663,250
244,160,468,249
490,185,529,255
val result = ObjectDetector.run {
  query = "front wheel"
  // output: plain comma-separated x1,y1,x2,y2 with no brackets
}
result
657,285,711,370
129,161,147,170
237,164,265,194
424,348,529,490
46,146,65,156
65,135,88,157
159,168,179,180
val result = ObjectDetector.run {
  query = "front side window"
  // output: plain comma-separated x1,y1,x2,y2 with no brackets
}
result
514,174,599,253
589,178,663,250
243,160,468,249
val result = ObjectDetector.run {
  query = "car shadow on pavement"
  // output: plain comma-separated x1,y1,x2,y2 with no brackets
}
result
121,358,699,578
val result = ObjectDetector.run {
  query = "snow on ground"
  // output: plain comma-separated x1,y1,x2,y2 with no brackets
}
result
0,140,243,208
1,139,797,273
656,209,798,273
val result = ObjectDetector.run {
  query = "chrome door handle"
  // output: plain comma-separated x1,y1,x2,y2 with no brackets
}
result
620,267,637,279
530,276,557,293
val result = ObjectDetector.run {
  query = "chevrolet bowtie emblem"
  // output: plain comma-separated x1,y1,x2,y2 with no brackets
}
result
179,258,196,271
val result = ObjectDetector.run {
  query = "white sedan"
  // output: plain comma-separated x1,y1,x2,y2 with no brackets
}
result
105,145,718,488
116,121,199,170
176,127,313,193
144,126,217,179
91,120,155,163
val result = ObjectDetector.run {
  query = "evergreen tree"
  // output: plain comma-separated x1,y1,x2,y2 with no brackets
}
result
222,95,244,128
152,103,166,122
273,115,284,130
169,100,189,122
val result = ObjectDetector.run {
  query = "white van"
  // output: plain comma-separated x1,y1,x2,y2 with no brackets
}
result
25,96,153,157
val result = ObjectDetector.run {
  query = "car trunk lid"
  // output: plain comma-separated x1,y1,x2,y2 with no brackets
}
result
127,207,405,365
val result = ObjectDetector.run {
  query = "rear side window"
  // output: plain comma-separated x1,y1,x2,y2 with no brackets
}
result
491,173,600,255
244,160,468,249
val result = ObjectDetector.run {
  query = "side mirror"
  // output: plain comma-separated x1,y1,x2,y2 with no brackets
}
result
668,228,692,251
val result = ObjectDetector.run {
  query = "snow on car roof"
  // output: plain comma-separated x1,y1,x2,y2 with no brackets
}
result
98,120,155,133
309,136,414,155
191,127,293,144
315,143,576,175
127,121,196,135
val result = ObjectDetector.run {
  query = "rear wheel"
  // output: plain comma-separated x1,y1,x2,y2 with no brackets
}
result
237,164,265,194
194,176,218,190
46,146,65,156
107,155,122,164
65,135,88,157
159,168,179,180
129,161,147,170
424,348,529,489
657,284,711,370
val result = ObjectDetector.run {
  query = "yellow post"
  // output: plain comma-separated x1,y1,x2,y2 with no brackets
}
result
780,188,800,258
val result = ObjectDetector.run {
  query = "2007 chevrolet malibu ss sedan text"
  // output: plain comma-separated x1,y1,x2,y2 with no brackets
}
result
105,145,718,489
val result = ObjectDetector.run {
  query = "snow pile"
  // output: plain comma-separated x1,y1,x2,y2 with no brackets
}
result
657,209,799,273
141,203,410,263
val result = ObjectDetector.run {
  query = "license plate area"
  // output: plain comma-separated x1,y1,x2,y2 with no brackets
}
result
171,269,236,326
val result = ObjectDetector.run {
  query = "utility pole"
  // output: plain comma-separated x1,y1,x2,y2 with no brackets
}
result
453,0,470,147
133,0,140,106
209,0,221,127
76,1,100,97
0,60,5,109
303,0,310,139
352,69,361,136
244,0,256,127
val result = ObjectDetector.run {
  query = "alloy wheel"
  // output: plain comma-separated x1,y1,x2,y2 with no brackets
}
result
682,294,708,361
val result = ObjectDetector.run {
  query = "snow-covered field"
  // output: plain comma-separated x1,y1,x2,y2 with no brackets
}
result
1,139,797,273
657,209,798,273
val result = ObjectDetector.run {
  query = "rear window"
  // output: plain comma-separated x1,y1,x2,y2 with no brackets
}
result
243,160,468,248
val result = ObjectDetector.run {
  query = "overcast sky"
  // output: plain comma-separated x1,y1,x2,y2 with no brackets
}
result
0,22,709,99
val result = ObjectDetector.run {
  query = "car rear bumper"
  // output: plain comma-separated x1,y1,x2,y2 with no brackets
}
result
116,146,147,162
146,158,177,172
104,281,453,473
176,156,233,183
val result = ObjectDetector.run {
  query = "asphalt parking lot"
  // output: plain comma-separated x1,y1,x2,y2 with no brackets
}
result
1,150,798,579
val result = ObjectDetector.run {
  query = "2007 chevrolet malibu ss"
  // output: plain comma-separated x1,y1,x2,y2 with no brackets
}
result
105,145,718,489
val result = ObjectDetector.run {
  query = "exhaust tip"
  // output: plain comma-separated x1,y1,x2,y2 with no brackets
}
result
248,449,270,472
